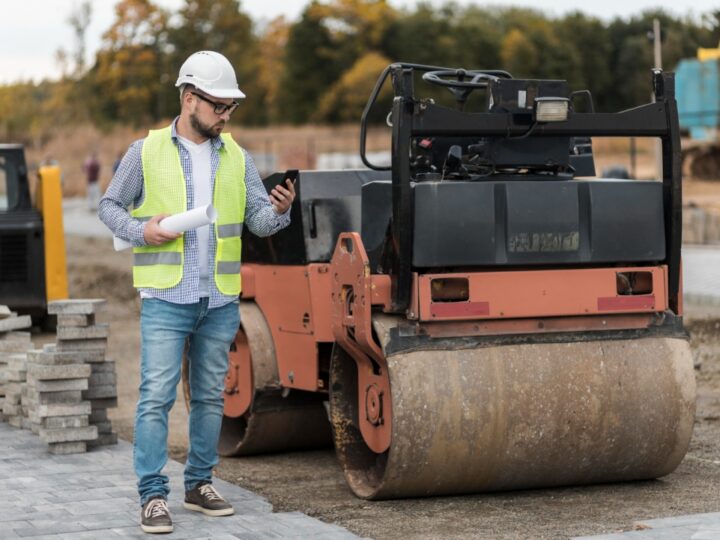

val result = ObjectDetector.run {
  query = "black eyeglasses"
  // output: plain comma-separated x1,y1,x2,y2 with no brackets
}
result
190,92,239,115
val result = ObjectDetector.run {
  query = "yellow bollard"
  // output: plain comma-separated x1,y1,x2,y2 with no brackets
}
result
37,165,68,302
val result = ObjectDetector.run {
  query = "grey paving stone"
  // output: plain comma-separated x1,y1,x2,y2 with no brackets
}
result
26,390,83,405
35,347,106,364
40,425,98,444
88,373,117,386
89,397,118,409
31,401,91,421
56,324,109,341
3,402,21,415
90,419,112,431
90,361,116,373
5,369,27,382
54,533,126,540
48,442,87,455
13,521,87,537
32,379,88,392
27,363,91,381
4,392,21,405
0,342,31,354
89,408,108,422
0,315,32,332
55,339,107,353
107,527,150,539
83,385,117,399
3,521,33,531
7,355,28,369
56,314,95,327
47,299,106,315
0,510,73,524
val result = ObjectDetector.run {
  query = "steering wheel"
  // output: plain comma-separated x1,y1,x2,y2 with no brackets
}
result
422,69,509,104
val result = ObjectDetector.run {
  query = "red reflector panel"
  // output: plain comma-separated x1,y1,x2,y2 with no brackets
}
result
597,295,655,311
430,301,490,318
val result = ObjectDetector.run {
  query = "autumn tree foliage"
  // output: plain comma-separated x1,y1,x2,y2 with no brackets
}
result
89,0,169,125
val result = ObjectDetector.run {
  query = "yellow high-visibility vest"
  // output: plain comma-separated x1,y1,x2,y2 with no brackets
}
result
132,125,246,295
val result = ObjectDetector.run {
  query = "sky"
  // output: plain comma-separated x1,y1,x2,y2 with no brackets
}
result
1,0,718,84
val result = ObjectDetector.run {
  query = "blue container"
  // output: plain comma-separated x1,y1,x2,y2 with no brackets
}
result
676,58,720,141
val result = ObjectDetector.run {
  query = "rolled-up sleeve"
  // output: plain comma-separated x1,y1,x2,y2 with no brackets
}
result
97,140,148,246
243,150,291,237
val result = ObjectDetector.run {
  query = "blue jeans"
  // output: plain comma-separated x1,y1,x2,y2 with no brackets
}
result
134,297,239,505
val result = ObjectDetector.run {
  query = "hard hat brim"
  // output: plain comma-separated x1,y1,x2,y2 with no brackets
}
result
205,88,246,99
175,77,246,99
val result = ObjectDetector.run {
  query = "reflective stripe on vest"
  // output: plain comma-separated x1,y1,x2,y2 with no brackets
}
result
134,252,183,266
218,223,243,238
131,125,246,295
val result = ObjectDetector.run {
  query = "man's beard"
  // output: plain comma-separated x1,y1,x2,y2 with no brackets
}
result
190,112,224,139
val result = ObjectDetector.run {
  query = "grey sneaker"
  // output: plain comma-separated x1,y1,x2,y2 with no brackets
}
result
183,481,234,516
141,496,173,534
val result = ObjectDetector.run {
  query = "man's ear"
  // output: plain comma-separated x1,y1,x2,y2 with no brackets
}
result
180,85,194,110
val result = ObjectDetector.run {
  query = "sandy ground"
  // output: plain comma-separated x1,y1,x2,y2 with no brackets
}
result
60,235,720,540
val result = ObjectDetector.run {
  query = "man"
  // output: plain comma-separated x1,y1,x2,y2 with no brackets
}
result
98,50,295,534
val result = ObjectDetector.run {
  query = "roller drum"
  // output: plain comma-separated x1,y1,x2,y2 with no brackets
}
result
219,301,332,457
331,333,696,499
219,392,332,456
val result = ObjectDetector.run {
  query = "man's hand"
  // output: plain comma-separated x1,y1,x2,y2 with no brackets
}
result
143,214,182,246
270,178,296,214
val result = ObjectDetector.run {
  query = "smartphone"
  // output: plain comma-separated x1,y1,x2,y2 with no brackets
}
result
280,169,298,188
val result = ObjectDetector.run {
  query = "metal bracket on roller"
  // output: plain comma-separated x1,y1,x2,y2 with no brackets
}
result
330,232,392,454
223,330,253,418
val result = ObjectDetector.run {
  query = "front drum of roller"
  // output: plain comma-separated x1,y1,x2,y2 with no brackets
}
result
330,331,696,499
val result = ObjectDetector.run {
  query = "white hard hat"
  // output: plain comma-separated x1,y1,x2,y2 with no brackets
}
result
175,51,245,99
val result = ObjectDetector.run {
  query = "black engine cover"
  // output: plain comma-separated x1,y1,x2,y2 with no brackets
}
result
411,178,665,267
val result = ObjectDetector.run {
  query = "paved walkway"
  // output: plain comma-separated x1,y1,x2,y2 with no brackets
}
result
0,422,361,539
574,512,720,539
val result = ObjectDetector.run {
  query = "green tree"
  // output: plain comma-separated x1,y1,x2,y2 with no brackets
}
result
557,13,612,110
278,0,397,123
277,3,341,123
382,4,454,67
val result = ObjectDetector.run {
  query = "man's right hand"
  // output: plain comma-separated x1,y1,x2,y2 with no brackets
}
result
143,214,182,246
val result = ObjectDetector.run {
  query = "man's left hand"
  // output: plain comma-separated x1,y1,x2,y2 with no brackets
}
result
270,178,296,214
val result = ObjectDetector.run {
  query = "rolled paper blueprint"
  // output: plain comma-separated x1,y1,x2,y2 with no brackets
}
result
113,204,218,251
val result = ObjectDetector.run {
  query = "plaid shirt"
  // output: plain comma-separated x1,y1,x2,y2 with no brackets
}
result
98,118,290,308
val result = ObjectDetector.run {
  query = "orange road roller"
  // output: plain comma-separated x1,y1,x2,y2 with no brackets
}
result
218,64,695,499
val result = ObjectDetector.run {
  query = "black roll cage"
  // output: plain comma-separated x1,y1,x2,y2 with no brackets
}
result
359,63,682,317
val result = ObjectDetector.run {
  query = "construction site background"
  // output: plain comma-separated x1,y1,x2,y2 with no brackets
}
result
22,125,655,191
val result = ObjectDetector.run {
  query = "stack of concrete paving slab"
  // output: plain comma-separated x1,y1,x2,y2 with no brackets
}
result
48,298,119,448
0,306,33,427
24,348,97,453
